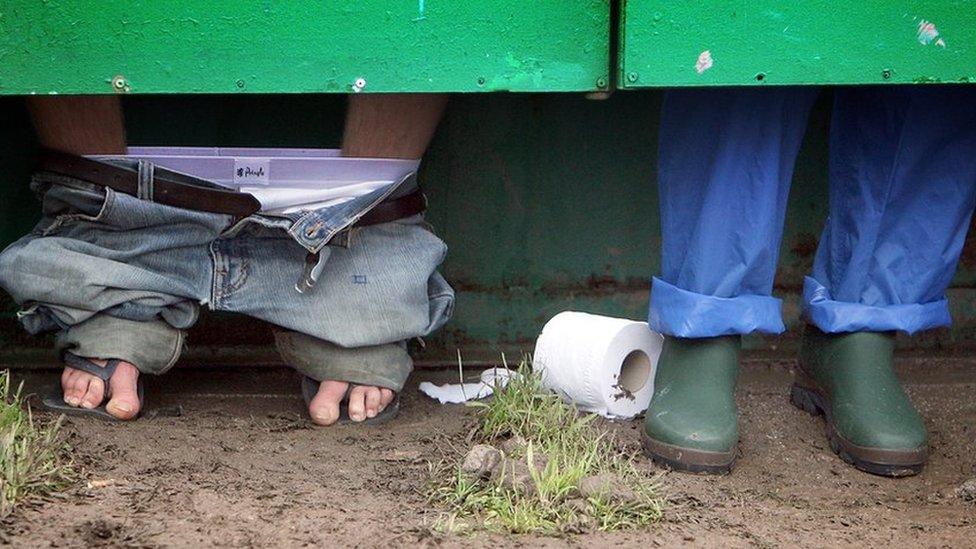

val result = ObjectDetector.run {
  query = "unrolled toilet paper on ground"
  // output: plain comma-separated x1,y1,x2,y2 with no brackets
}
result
417,312,663,420
418,367,518,404
533,312,663,419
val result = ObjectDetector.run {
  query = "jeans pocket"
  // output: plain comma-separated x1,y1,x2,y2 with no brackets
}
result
38,183,117,236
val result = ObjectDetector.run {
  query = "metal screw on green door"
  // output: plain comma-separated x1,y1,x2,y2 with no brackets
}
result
111,75,129,93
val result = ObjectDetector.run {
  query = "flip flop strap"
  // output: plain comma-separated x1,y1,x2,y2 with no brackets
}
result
63,353,120,382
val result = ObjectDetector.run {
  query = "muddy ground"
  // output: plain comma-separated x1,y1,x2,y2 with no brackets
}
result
2,354,975,548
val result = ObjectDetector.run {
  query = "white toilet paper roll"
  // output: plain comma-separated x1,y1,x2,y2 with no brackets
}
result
533,312,663,419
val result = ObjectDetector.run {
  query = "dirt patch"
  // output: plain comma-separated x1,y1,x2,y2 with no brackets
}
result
3,356,975,547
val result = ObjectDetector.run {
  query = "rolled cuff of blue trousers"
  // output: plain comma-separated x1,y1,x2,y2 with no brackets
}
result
802,277,951,335
648,277,786,337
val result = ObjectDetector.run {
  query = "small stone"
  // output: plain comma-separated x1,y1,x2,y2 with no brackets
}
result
492,458,535,495
578,473,639,503
564,497,589,513
86,479,121,489
500,435,527,455
561,501,597,533
527,451,549,472
491,454,548,496
957,478,976,503
460,444,502,478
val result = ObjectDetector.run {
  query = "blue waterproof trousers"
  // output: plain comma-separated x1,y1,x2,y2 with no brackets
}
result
649,86,976,337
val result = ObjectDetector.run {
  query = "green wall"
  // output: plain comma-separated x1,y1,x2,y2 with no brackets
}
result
5,1,975,94
0,0,610,94
2,92,975,364
620,1,976,87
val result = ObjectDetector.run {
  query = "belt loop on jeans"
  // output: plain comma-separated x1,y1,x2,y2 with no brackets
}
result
136,160,155,202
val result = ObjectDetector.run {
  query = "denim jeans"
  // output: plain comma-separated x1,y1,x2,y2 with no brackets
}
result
0,168,454,388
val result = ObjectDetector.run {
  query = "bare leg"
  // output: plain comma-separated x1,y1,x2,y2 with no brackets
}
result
341,93,448,159
28,96,139,419
27,96,127,155
309,93,447,425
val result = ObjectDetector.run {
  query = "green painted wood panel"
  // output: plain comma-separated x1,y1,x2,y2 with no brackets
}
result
620,1,976,87
0,1,610,95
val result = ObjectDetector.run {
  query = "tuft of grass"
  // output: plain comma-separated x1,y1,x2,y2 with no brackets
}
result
428,357,664,535
0,370,74,519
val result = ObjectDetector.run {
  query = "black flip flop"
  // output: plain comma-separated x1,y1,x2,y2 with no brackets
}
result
41,354,144,421
301,376,400,425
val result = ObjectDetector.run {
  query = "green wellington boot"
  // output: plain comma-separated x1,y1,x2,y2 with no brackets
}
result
792,326,928,477
642,336,741,474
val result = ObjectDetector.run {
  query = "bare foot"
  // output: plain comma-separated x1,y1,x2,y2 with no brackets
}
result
307,380,395,426
61,359,141,420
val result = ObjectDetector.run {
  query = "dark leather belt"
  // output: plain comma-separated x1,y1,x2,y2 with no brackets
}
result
35,148,426,226
357,188,427,226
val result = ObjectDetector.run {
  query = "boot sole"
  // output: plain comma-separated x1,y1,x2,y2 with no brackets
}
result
641,431,736,475
789,381,927,477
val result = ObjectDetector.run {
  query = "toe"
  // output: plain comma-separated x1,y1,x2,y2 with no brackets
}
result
364,387,381,418
348,386,368,422
309,380,348,426
105,361,141,420
80,376,105,409
379,388,395,408
61,369,78,405
63,370,87,407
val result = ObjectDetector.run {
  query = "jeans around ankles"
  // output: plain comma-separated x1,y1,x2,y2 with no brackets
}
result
0,170,454,375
